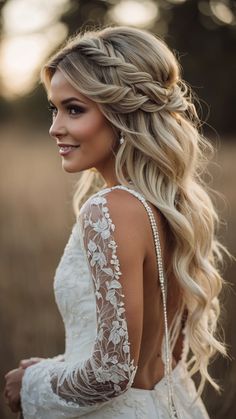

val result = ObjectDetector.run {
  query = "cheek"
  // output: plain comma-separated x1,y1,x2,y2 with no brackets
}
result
71,113,115,148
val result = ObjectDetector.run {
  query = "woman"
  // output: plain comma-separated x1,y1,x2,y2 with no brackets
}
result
4,26,227,418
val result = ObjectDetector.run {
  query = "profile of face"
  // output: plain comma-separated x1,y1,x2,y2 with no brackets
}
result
48,70,118,174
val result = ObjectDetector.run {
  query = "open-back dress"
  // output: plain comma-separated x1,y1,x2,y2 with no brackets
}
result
20,184,210,418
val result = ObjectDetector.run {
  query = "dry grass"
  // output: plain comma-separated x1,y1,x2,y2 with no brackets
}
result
0,127,235,419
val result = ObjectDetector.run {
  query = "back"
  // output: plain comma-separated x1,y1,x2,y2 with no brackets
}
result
133,199,185,389
96,185,186,390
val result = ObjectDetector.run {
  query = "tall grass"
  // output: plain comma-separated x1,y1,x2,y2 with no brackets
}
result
0,127,235,419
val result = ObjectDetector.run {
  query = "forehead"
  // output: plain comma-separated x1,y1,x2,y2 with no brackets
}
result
48,69,91,104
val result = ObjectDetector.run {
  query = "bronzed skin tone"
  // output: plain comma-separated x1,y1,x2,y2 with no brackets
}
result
48,70,120,186
4,70,182,413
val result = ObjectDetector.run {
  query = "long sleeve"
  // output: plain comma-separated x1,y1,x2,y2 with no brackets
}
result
51,354,64,362
20,192,138,418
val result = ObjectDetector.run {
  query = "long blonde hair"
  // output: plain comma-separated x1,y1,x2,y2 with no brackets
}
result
41,25,227,395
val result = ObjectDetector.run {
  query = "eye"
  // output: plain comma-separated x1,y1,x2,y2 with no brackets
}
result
66,104,85,116
47,103,85,117
48,104,57,117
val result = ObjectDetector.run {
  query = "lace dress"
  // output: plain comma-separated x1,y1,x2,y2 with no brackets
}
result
20,184,210,419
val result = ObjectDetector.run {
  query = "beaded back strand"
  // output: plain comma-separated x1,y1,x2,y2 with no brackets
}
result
100,184,179,419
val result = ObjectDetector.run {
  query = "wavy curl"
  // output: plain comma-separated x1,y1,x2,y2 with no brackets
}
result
41,26,228,396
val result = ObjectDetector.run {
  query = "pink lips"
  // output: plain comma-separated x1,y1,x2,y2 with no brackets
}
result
58,144,80,156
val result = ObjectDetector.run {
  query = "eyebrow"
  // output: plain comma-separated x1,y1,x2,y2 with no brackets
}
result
49,97,87,106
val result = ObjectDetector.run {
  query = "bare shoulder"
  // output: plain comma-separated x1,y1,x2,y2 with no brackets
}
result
103,188,149,226
101,188,152,257
80,187,166,258
105,189,170,261
80,187,146,216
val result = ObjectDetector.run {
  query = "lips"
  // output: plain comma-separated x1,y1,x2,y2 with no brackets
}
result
57,143,80,148
57,144,80,156
59,145,80,150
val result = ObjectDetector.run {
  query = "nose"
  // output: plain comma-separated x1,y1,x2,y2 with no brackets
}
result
49,115,67,140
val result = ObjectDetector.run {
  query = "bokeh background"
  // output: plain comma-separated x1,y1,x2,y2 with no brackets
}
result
0,1,235,418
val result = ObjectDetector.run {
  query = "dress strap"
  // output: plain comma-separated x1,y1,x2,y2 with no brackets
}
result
98,184,179,418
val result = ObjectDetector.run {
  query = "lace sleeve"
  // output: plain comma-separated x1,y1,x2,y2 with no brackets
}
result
51,354,64,362
20,192,138,418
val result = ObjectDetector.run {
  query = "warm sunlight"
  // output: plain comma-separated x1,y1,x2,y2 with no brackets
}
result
0,0,69,98
3,0,69,35
110,0,159,28
0,25,68,98
210,0,234,24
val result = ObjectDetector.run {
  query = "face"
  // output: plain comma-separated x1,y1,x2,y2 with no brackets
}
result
48,69,118,174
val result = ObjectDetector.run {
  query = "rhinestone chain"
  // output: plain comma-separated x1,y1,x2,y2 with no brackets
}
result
104,184,179,419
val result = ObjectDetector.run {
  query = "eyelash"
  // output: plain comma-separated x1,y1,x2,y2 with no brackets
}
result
48,104,85,117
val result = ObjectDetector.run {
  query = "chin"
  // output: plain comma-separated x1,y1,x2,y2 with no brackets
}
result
62,163,80,173
62,160,90,174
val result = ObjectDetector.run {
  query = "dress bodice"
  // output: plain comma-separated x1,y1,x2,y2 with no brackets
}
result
20,184,191,419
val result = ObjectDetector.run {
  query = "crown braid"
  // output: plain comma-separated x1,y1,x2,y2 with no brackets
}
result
41,26,227,396
48,34,191,115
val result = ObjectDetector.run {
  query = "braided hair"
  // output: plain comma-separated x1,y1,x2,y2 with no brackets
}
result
41,26,227,396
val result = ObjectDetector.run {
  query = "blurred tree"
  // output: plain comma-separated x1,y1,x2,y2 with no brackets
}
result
0,0,12,122
61,0,110,34
0,0,7,37
1,0,236,135
0,2,235,419
161,0,236,135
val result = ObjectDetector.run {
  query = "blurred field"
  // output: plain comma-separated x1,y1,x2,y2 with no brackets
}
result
0,127,235,419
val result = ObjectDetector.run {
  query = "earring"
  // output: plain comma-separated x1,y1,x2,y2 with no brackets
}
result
120,132,125,145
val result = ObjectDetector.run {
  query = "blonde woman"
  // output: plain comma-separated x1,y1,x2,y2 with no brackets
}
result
4,26,227,418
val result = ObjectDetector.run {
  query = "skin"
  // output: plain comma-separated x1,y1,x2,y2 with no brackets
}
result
48,69,121,186
3,70,122,412
4,69,182,411
4,358,43,413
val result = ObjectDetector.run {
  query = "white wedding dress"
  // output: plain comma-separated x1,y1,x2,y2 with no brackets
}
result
20,184,210,419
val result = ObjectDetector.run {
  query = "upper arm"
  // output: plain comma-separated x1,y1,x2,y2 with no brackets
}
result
80,189,146,366
19,189,149,414
104,191,145,363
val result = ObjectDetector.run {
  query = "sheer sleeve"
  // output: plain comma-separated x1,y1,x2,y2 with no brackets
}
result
51,354,64,362
20,192,138,418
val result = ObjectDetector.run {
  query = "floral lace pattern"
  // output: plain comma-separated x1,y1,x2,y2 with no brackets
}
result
20,186,209,419
21,190,138,418
50,192,138,404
